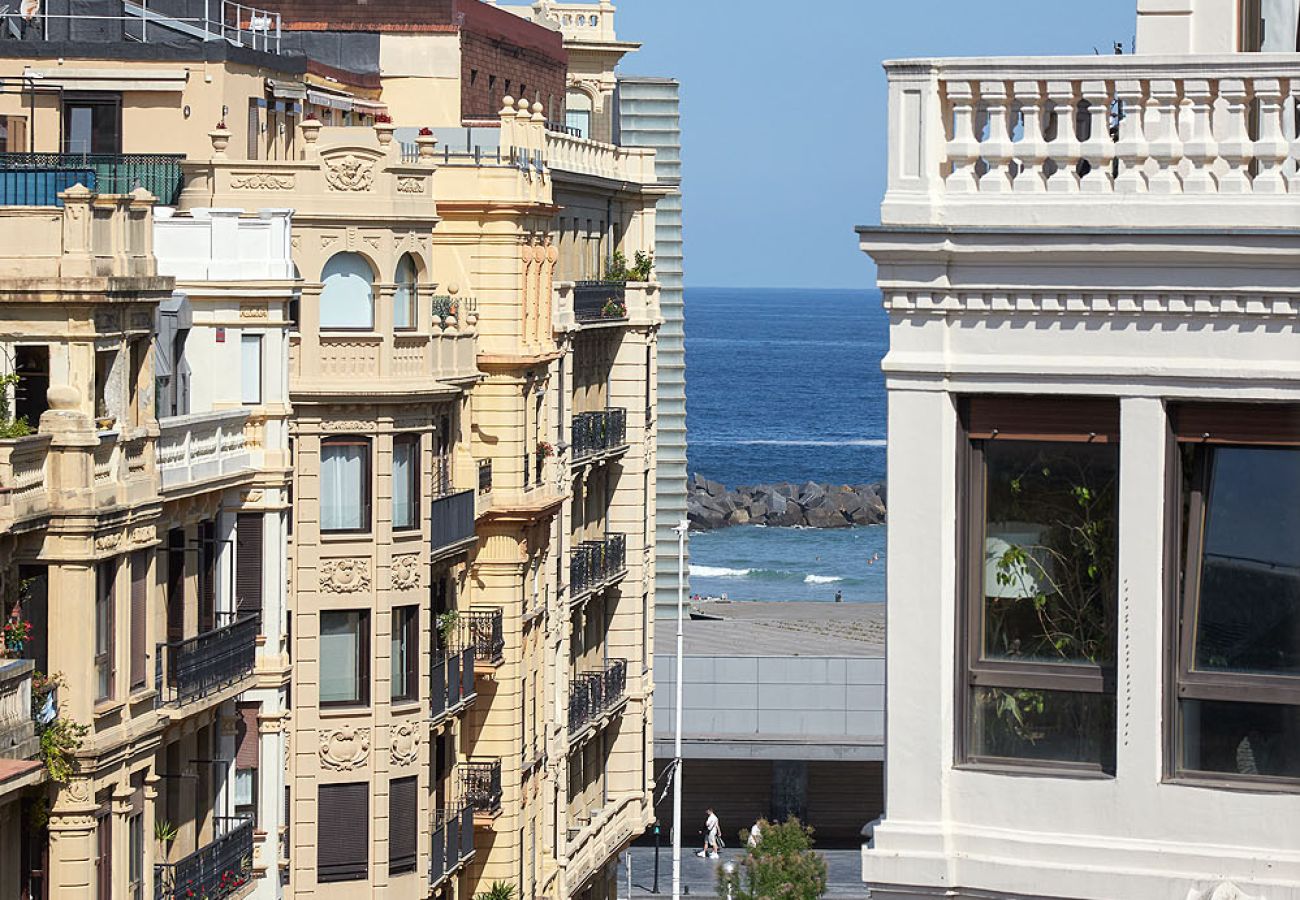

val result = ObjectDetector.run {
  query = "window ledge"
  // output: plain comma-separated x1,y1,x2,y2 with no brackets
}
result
389,699,423,716
953,760,1114,781
93,698,127,719
1165,773,1300,795
317,705,372,719
128,687,157,705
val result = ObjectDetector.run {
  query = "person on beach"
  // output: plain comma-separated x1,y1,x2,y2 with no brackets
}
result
835,589,843,603
696,808,721,858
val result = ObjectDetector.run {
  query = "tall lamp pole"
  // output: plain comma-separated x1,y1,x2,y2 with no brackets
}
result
672,519,688,900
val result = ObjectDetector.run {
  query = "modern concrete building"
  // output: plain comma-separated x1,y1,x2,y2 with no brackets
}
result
0,1,664,899
859,0,1300,897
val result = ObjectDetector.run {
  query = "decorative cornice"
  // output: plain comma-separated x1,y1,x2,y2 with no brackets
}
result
882,289,1300,318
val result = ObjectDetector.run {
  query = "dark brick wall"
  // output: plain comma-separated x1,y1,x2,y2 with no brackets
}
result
458,25,566,121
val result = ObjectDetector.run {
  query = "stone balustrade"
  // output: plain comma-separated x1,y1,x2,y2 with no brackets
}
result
156,409,252,493
0,184,158,280
0,659,37,761
554,281,660,331
0,435,52,527
544,130,657,183
540,1,617,42
884,54,1300,228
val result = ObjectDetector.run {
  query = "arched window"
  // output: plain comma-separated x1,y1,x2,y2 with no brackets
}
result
393,254,419,332
320,252,375,330
566,90,592,138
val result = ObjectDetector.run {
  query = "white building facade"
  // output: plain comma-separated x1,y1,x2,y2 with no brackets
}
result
860,2,1300,898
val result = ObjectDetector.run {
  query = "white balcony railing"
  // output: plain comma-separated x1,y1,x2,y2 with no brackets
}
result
157,409,251,492
882,54,1300,229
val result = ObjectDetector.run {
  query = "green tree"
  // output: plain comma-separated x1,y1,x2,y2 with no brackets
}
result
717,817,827,900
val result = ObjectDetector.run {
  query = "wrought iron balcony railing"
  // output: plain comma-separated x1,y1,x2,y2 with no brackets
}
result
431,489,476,557
571,408,628,463
569,534,627,600
155,816,253,900
573,281,628,323
461,760,503,816
429,804,475,888
466,609,504,665
430,641,476,723
0,152,185,205
155,615,259,707
568,659,628,736
478,459,493,495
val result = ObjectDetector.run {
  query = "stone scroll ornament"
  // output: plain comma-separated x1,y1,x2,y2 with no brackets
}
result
390,722,420,766
318,558,372,594
389,554,422,591
324,155,375,191
318,727,371,771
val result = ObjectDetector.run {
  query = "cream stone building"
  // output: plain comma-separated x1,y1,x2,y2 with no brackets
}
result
0,2,663,899
861,0,1300,898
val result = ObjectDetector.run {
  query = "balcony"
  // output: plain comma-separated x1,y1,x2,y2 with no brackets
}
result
155,816,254,900
429,804,475,889
569,534,627,604
466,608,504,668
287,322,478,397
543,130,657,183
431,489,477,559
0,434,51,529
568,659,628,739
156,410,252,495
430,643,476,726
573,281,627,323
571,409,628,465
155,615,259,708
461,760,503,821
0,152,184,205
881,54,1300,231
0,660,38,763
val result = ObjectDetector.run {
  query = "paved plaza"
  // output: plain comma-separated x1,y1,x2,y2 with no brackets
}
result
616,846,867,898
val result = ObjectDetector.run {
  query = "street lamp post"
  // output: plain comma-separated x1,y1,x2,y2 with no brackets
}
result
672,519,688,900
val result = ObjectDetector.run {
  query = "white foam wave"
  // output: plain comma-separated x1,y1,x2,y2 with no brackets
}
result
804,575,844,585
690,565,752,579
692,439,886,448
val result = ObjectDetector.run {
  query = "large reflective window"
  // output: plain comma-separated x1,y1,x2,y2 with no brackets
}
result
320,252,375,330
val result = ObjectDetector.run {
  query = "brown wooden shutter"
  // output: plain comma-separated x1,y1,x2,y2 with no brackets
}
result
963,396,1120,443
236,513,264,618
166,529,185,643
235,702,260,769
199,520,216,633
129,551,147,690
388,776,418,874
1172,402,1300,446
318,783,368,882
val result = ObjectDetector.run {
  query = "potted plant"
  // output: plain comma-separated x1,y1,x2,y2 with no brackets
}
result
601,298,627,319
208,120,231,157
1,618,31,657
416,126,438,160
373,112,395,146
0,372,31,439
437,610,460,649
537,441,555,459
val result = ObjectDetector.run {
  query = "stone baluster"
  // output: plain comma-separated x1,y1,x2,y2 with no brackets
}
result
1180,79,1219,194
1287,80,1300,192
1045,81,1081,193
1146,80,1183,194
1217,79,1254,194
944,80,981,193
1079,80,1116,193
1012,80,1048,193
977,81,1015,193
1113,79,1149,193
1252,78,1289,194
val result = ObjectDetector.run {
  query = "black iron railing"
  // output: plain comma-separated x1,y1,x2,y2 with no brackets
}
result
431,489,476,557
478,459,493,495
429,804,475,887
461,760,502,815
466,608,504,664
155,615,259,706
568,659,628,735
431,641,476,723
573,281,627,322
155,816,253,900
572,408,628,462
0,153,185,205
569,533,627,599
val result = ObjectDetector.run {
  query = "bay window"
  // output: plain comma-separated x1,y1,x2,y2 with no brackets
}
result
959,397,1119,773
320,610,370,707
321,437,370,533
1172,403,1300,784
392,434,420,532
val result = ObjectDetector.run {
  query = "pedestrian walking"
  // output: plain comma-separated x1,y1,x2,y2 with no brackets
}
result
695,807,721,859
747,820,762,848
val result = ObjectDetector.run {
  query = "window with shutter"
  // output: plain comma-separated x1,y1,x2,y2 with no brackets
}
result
199,520,216,633
235,702,260,819
318,782,368,882
236,514,264,619
388,776,417,874
166,529,185,643
129,551,148,690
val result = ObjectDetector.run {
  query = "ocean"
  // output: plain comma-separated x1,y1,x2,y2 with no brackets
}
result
685,287,889,604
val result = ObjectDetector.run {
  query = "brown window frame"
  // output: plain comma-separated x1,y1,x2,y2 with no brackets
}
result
1168,402,1300,790
129,550,148,691
390,605,419,704
95,559,117,703
320,436,372,535
319,609,370,709
391,433,421,533
956,396,1120,777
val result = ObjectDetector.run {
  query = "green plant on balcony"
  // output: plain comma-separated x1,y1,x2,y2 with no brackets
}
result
437,611,461,649
475,882,517,900
603,249,654,284
1,618,31,656
601,298,627,318
31,671,89,784
0,372,32,439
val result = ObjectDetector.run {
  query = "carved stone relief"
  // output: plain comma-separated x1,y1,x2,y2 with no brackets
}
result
230,172,296,190
324,155,374,191
319,727,371,771
390,554,422,591
390,722,420,766
397,177,425,194
318,558,371,594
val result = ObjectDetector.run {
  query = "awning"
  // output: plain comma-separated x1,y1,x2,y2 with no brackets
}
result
24,67,188,92
350,98,388,113
306,89,352,111
267,78,307,100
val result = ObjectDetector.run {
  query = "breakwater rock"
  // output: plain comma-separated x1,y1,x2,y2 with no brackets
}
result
687,474,886,530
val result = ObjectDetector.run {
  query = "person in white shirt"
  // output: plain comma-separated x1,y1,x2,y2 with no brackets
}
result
696,808,721,859
747,821,762,848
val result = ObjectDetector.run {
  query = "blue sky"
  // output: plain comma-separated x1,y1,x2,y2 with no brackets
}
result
616,0,1139,289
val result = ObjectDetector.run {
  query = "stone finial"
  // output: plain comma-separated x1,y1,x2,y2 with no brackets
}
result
501,95,516,117
532,100,545,123
517,97,531,118
39,384,95,441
